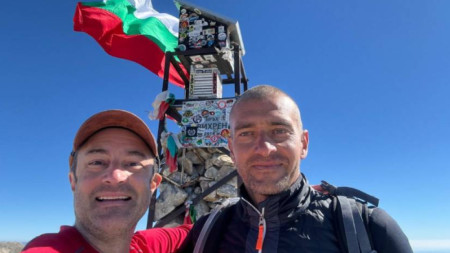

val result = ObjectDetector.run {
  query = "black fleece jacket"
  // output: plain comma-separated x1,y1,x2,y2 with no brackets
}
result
177,174,413,253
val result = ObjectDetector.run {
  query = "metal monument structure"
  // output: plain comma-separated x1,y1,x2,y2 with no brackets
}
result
147,1,248,228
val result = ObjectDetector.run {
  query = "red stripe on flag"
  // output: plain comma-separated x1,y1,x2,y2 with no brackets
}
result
74,3,187,87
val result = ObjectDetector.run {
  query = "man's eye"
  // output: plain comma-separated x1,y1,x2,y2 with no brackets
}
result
238,131,253,137
125,162,144,169
87,160,106,168
273,129,288,135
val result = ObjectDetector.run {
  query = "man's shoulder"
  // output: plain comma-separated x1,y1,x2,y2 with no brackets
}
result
22,226,97,253
23,226,76,248
22,233,62,252
309,187,335,211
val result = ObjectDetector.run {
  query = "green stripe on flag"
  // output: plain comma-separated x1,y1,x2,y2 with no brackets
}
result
81,0,178,53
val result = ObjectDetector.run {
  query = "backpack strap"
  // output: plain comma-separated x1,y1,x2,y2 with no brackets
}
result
337,196,376,253
316,181,378,253
194,197,240,253
337,196,360,253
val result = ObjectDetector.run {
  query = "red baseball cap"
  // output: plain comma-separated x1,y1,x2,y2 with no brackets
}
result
69,110,158,167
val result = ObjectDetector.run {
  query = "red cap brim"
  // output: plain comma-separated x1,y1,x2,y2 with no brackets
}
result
69,110,157,167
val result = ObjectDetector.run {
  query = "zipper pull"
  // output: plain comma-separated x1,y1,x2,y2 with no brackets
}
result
255,207,265,251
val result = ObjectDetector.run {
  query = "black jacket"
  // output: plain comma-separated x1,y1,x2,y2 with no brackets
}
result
178,174,413,253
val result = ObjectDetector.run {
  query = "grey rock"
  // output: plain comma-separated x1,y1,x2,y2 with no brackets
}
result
194,186,202,194
196,148,212,160
203,190,217,202
203,181,218,202
179,156,194,175
216,165,235,180
217,183,238,198
212,153,234,167
200,180,210,192
168,171,191,185
205,158,214,171
155,182,188,220
194,164,206,175
204,166,219,179
194,200,211,219
156,147,238,224
184,150,203,164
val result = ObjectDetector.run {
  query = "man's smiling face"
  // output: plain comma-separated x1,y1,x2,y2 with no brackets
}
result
228,95,308,204
70,128,160,235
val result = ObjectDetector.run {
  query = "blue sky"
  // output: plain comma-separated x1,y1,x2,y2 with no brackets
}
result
1,0,449,251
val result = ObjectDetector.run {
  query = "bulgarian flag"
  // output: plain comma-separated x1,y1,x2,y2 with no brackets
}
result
74,0,186,87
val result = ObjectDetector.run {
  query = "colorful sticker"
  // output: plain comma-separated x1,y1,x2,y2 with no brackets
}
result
203,55,216,62
178,7,228,51
190,55,203,62
217,100,227,109
180,99,236,147
218,33,227,41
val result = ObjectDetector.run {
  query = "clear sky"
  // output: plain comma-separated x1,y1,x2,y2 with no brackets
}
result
1,0,449,251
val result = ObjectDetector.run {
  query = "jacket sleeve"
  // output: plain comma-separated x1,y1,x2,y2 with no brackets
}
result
369,208,413,253
134,224,192,253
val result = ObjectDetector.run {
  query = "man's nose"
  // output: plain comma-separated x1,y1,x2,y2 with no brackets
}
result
103,163,128,184
254,133,277,156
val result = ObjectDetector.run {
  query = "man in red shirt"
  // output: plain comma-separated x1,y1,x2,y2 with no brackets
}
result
23,110,191,253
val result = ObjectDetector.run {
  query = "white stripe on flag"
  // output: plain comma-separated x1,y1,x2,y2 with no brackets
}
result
127,0,179,37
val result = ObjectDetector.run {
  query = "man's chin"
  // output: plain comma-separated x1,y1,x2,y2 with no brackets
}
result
93,208,138,223
250,178,291,196
91,216,137,233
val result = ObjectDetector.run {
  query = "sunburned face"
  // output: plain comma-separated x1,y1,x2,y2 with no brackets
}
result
228,96,308,204
69,128,161,236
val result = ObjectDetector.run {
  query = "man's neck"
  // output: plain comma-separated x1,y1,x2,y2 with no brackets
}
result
74,222,135,253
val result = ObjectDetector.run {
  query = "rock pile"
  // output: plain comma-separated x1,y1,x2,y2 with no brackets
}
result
155,147,238,227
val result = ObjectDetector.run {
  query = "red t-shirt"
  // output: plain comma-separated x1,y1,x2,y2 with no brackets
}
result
22,225,192,253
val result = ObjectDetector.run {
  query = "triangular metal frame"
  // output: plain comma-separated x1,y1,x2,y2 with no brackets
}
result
147,45,248,228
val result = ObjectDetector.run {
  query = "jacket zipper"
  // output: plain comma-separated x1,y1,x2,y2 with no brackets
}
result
241,198,266,253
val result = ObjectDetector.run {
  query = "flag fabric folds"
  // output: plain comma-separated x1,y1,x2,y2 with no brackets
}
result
74,0,186,87
148,91,175,120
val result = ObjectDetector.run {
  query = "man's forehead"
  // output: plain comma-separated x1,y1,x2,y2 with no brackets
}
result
232,99,289,117
82,147,148,157
232,116,293,128
79,128,153,157
231,98,301,129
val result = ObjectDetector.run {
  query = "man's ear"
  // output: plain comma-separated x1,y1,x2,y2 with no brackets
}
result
69,172,76,191
300,130,309,159
150,173,162,192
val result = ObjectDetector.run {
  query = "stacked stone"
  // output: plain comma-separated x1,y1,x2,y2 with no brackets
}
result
155,148,237,227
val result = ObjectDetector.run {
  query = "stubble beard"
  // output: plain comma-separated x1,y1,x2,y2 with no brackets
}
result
73,186,146,240
247,173,291,196
239,156,301,201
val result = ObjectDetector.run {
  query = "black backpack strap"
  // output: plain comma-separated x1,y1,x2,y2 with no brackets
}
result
318,181,378,253
194,197,239,253
337,196,360,253
360,202,374,247
340,196,376,253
